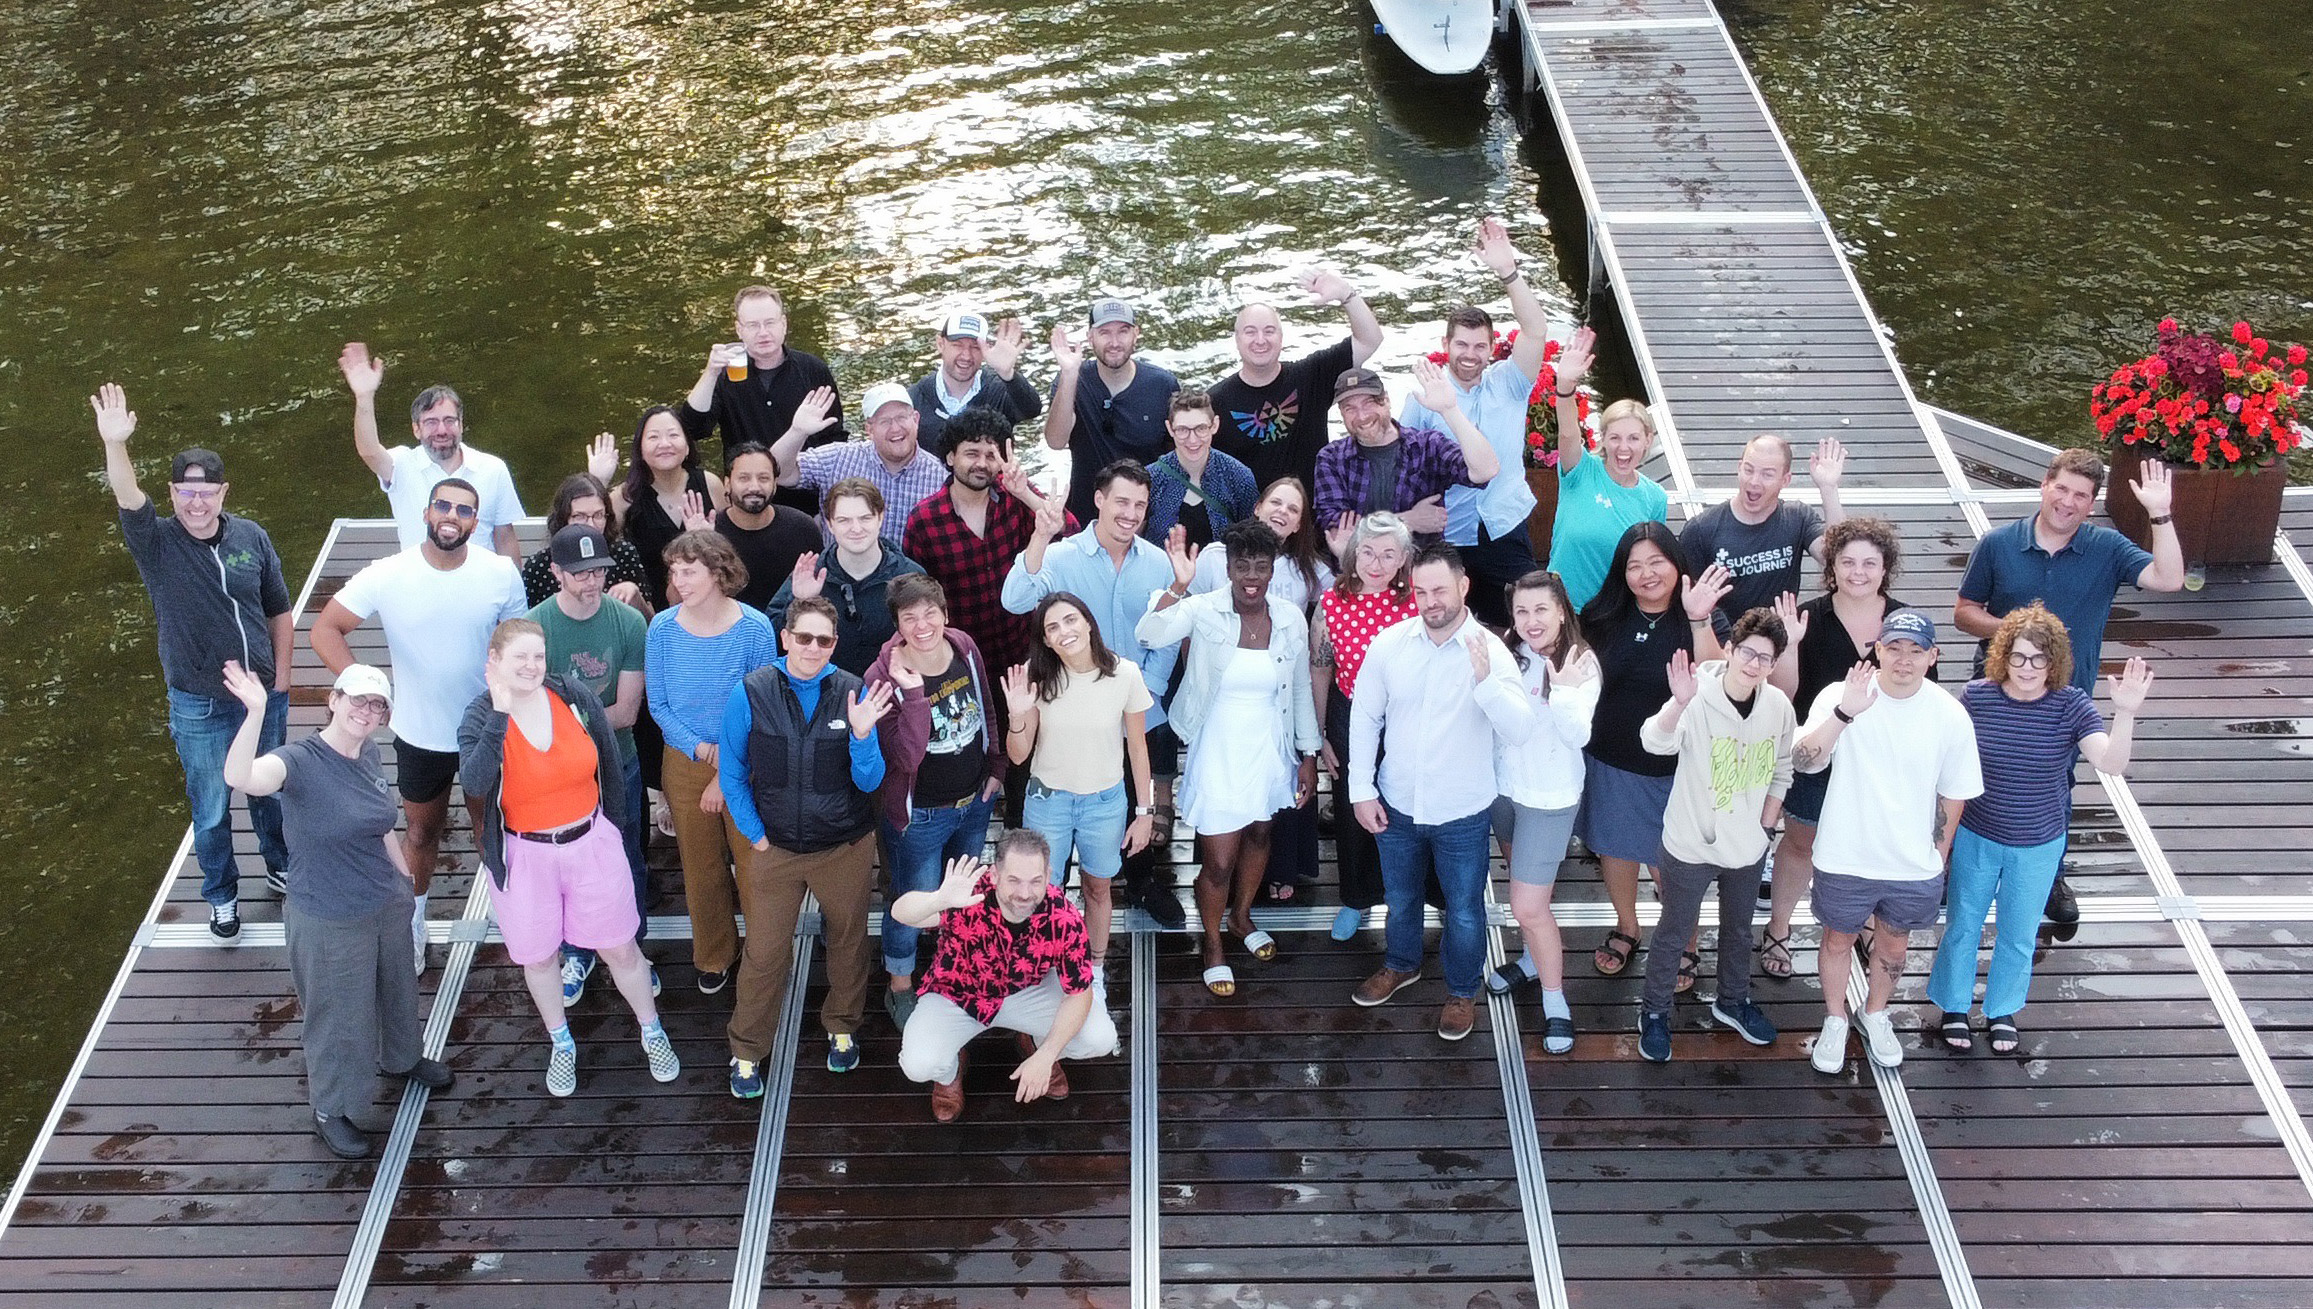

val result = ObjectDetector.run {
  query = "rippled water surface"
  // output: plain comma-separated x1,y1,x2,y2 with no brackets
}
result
0,0,2305,1166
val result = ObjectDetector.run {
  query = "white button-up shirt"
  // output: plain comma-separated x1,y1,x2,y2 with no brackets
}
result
1348,610,1535,825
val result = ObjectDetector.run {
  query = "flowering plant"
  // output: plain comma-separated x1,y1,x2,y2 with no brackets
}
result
1424,328,1594,470
2091,318,2308,471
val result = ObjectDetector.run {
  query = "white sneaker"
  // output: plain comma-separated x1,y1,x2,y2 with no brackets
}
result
1856,1008,1904,1068
1810,1015,1850,1075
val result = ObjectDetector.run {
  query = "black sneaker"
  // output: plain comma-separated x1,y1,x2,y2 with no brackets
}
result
209,901,240,940
697,968,731,996
313,1112,370,1159
394,1058,455,1092
2044,878,2080,926
1133,884,1187,931
265,868,290,897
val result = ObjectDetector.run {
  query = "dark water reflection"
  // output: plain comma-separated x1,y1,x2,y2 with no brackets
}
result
0,0,2305,1168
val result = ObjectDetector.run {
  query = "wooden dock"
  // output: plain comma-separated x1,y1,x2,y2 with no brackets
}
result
10,0,2313,1303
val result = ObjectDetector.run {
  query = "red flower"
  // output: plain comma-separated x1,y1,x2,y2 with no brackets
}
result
2159,317,2179,333
2234,321,2255,344
2290,344,2308,366
2220,438,2241,462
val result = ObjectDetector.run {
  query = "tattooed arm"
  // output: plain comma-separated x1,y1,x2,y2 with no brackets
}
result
1932,795,1964,867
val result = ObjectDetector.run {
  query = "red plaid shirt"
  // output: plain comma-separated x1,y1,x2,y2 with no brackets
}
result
903,487,1076,675
919,875,1094,1024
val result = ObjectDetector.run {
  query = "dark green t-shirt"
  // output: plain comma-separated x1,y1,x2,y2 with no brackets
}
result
527,597,647,760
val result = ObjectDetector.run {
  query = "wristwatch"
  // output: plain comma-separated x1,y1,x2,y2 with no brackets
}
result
1132,805,1155,817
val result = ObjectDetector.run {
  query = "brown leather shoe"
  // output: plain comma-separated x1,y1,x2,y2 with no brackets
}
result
1016,1032,1068,1101
1352,967,1420,1007
931,1049,966,1123
1438,995,1477,1041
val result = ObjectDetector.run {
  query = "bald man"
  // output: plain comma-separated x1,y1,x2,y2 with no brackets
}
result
1206,267,1383,494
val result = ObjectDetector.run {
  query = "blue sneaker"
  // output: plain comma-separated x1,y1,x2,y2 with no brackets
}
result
728,1058,764,1100
559,951,596,1007
1639,1011,1673,1063
649,965,662,998
826,1033,860,1073
1711,996,1778,1046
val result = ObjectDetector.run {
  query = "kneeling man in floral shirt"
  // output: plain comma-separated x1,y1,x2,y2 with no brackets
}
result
893,829,1119,1122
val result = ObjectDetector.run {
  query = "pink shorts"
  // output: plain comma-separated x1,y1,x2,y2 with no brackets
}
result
496,816,641,966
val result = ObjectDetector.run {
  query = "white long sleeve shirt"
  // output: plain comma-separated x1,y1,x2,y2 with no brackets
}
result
1493,650,1599,812
1348,610,1535,825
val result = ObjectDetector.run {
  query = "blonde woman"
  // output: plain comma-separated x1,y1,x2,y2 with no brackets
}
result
1546,328,1667,608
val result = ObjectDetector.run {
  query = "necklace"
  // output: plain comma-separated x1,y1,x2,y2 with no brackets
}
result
1631,607,1668,643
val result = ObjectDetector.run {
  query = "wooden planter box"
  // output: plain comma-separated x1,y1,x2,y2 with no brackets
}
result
2106,442,2285,566
1526,466,1559,565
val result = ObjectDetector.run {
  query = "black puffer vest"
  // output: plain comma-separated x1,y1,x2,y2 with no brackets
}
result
741,664,877,854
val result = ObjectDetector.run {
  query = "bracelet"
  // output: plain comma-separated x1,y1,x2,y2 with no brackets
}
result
1500,266,1522,283
1832,706,1855,724
2148,514,2173,526
1555,389,1576,399
1132,806,1154,817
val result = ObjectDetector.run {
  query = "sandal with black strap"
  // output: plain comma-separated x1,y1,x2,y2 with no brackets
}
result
1937,1010,1974,1053
1758,929,1795,981
1593,930,1639,977
1987,1014,2020,1056
1674,949,1702,995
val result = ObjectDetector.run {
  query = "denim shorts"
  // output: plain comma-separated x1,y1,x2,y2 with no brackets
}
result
1022,778,1128,884
1812,868,1945,935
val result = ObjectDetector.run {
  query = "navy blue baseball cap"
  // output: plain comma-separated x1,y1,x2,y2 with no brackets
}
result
1877,609,1936,649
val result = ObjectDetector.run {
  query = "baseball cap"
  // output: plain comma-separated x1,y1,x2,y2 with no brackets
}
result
1332,368,1388,403
171,449,225,483
550,524,615,572
939,311,991,342
332,664,393,705
860,381,914,423
1878,609,1936,649
1087,298,1137,328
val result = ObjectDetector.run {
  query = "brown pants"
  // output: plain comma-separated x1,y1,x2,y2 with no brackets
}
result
661,748,749,975
729,831,877,1062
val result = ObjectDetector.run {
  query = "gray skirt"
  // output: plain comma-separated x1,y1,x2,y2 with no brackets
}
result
1572,760,1675,864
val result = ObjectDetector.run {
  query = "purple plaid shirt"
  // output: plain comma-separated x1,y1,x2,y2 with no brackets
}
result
794,441,951,541
1312,424,1479,531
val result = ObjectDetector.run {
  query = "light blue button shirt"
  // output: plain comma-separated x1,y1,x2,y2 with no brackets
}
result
1398,357,1539,544
1001,527,1182,730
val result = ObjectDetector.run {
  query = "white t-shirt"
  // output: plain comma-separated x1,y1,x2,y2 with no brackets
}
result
1803,678,1984,882
334,547,528,752
382,444,526,554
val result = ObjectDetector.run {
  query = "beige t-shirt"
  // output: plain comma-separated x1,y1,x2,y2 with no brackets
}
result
1030,662,1155,795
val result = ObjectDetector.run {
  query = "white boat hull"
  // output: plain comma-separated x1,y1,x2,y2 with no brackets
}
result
1369,0,1495,75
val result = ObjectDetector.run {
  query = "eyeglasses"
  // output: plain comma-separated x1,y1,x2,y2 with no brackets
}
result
343,695,391,716
1169,423,1215,440
736,318,784,333
171,484,222,501
786,630,836,649
2010,650,2051,669
429,498,479,519
1731,646,1777,666
416,416,463,433
566,507,608,527
867,414,913,432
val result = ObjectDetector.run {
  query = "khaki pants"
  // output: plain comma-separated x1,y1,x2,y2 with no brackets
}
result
729,831,877,1062
661,748,749,975
897,973,1120,1086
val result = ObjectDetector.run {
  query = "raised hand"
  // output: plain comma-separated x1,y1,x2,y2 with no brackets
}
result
847,682,896,738
938,853,987,909
484,659,515,713
1554,326,1596,390
789,552,826,601
1682,563,1733,622
1164,524,1198,590
681,488,712,532
1473,216,1520,279
1001,663,1037,714
786,386,838,442
587,432,619,484
1400,495,1447,535
2131,458,2174,518
2108,656,2155,714
1049,323,1083,372
1324,511,1358,560
220,660,270,712
1837,661,1879,719
338,342,384,399
986,316,1025,378
1032,496,1067,543
1667,648,1698,705
1809,437,1848,491
886,657,925,692
1410,357,1459,414
90,383,136,444
1772,591,1810,646
1551,647,1601,689
707,341,744,372
1463,632,1491,684
1295,264,1357,305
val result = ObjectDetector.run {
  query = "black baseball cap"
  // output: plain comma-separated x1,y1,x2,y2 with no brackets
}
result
549,524,615,572
171,449,225,483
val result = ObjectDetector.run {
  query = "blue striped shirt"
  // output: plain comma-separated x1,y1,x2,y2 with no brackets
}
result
1958,679,2103,846
645,604,779,757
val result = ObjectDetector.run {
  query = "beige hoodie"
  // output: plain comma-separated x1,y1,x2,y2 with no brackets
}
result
1639,662,1795,867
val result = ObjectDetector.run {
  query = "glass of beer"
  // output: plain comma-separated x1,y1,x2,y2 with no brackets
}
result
724,346,748,383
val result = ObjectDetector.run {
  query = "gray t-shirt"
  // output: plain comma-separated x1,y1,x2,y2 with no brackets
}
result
1679,500,1824,620
271,735,411,921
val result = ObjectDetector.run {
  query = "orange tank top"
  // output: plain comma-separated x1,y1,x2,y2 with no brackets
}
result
501,692,600,833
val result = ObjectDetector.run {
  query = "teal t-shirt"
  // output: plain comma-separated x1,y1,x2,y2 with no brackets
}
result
1550,452,1669,610
527,597,648,760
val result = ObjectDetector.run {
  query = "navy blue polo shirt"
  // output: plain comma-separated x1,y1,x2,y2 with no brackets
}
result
1958,513,2152,693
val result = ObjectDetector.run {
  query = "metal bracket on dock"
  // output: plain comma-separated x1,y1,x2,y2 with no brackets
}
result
2156,894,2204,922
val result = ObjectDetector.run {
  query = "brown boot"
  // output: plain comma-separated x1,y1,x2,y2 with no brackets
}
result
1352,966,1420,1007
931,1049,966,1123
1016,1032,1068,1101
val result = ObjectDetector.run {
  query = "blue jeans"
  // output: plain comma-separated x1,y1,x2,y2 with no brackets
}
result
1023,779,1128,888
168,687,288,907
1375,801,1492,998
1927,827,2065,1019
879,794,995,979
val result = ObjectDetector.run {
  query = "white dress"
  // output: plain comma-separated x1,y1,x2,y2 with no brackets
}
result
1178,645,1297,836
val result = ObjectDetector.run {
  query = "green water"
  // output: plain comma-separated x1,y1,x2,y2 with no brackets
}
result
0,0,2305,1170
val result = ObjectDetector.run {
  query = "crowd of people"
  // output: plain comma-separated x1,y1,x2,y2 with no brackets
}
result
97,217,2186,1153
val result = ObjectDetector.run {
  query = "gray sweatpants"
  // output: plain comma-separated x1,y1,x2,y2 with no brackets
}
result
286,897,423,1120
1642,846,1766,1016
897,973,1120,1086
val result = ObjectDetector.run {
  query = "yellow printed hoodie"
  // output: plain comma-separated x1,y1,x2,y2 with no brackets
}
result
1638,661,1795,867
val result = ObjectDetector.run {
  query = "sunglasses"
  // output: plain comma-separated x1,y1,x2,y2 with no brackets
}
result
429,499,479,520
172,483,223,501
786,630,837,649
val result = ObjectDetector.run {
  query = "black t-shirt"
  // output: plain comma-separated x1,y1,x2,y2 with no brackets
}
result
715,506,823,612
1678,500,1825,621
676,348,848,516
1359,441,1401,514
1791,592,1932,719
1207,338,1356,492
1177,495,1216,550
912,657,989,806
1584,605,1728,776
1057,361,1180,523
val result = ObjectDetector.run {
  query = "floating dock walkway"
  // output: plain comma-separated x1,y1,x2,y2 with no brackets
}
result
8,0,2313,1303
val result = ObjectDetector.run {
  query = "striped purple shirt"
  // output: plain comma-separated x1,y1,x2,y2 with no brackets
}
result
1957,679,2103,846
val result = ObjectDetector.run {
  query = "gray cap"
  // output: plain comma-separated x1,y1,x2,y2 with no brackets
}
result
1087,298,1137,328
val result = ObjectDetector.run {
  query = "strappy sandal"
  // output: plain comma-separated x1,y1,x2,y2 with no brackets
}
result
1987,1014,2020,1056
1758,929,1795,980
1202,965,1237,998
1937,1011,1974,1053
1674,950,1701,995
1593,930,1639,976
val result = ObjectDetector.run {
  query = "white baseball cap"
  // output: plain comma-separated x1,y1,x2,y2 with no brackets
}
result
332,664,393,705
860,381,913,423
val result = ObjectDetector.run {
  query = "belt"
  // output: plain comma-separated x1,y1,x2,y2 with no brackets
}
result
917,793,981,812
515,814,595,845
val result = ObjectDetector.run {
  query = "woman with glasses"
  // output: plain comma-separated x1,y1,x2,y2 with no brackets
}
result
220,660,450,1161
767,478,925,676
1926,605,2149,1056
1142,389,1257,547
522,472,651,611
614,406,728,610
1311,512,1419,940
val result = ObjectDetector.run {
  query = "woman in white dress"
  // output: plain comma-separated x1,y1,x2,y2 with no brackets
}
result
1137,519,1320,996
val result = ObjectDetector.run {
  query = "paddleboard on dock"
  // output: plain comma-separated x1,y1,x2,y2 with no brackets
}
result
1369,0,1495,76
